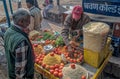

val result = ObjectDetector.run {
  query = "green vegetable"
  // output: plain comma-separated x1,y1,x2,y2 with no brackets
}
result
36,38,42,41
43,32,52,40
42,32,56,40
50,36,56,40
55,36,65,46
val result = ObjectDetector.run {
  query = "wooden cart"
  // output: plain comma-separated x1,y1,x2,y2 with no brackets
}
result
34,51,112,79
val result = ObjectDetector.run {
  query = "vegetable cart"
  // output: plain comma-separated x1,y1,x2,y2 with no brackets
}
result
34,51,112,79
33,33,112,79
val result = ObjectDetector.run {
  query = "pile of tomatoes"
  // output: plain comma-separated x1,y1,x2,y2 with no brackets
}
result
64,52,83,63
35,45,84,78
35,53,64,78
48,63,64,78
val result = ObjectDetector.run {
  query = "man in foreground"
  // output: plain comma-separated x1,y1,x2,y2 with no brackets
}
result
4,8,34,79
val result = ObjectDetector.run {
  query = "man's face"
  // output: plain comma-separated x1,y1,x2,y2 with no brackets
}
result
23,16,30,28
74,15,81,21
72,13,81,21
26,3,31,8
19,16,30,29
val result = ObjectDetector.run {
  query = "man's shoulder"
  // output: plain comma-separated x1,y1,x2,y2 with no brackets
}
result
66,14,72,18
30,7,40,13
82,13,90,18
30,7,41,16
65,14,72,21
4,27,13,36
5,28,24,38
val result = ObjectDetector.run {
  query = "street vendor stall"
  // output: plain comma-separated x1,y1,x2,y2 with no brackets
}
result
34,51,112,79
30,21,112,79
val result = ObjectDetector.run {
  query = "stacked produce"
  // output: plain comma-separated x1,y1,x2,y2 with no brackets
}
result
55,36,65,46
48,63,64,78
35,53,46,67
36,32,56,41
33,30,85,79
52,47,65,55
35,52,64,78
29,30,40,40
45,39,55,45
33,44,43,54
63,50,84,63
43,53,62,66
62,64,87,79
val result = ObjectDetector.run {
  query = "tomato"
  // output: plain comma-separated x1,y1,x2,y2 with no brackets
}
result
58,72,63,78
79,53,82,56
55,68,59,72
65,54,69,57
50,66,55,70
59,66,64,69
50,53,54,56
38,61,42,65
53,71,58,77
70,59,74,63
34,53,38,58
79,55,83,61
74,53,78,58
55,52,58,54
76,59,80,62
67,57,70,61
45,41,49,44
53,49,56,53
33,44,38,47
74,50,77,53
70,63,75,69
41,54,45,58
45,65,50,70
64,46,67,49
64,53,67,56
39,58,43,61
81,75,86,79
55,64,59,68
73,59,77,63
57,52,61,55
50,69,54,74
42,63,46,68
58,69,62,73
57,47,60,51
35,59,39,63
38,54,42,57
70,59,72,63
60,63,64,66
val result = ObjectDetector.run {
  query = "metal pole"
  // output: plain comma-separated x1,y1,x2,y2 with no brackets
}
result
3,0,11,27
8,0,13,14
